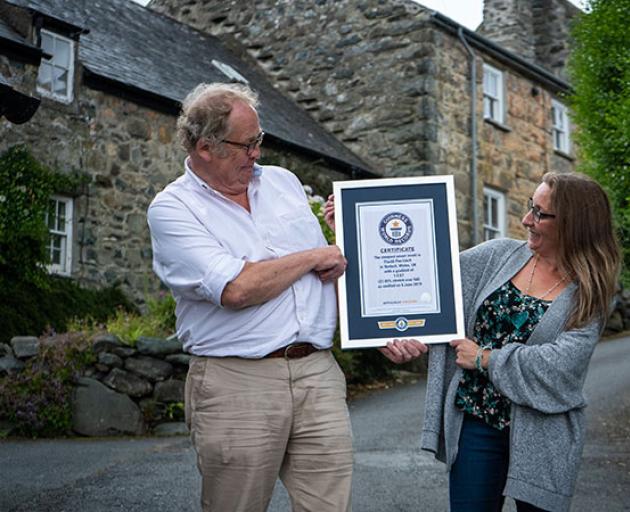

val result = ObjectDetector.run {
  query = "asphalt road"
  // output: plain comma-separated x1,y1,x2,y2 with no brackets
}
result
1,336,629,512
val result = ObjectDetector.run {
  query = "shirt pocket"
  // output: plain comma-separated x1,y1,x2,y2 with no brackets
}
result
267,207,325,254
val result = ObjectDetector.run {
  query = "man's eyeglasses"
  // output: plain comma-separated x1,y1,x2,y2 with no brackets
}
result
527,198,556,223
221,131,264,155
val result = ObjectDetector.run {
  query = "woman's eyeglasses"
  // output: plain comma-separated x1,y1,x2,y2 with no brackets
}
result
527,197,556,223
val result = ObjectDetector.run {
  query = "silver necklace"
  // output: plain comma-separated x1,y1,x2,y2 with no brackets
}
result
512,255,565,329
524,255,566,300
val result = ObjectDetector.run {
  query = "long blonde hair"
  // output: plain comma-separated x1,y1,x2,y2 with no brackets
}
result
543,172,621,329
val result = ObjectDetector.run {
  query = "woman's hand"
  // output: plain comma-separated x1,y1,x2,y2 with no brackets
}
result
323,194,335,231
451,338,486,370
379,339,428,364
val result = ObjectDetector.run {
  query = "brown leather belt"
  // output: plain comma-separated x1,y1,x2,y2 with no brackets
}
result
263,342,319,359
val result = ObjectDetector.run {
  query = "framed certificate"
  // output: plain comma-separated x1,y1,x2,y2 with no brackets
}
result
334,175,465,349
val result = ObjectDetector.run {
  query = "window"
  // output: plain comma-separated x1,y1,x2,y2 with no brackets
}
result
37,29,74,103
551,100,570,154
46,196,73,275
483,187,506,241
483,64,504,124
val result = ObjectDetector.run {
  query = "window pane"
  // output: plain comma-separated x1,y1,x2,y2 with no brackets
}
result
52,67,68,95
491,198,498,226
485,72,498,97
557,110,565,130
57,202,66,232
41,32,54,53
50,235,62,264
54,39,71,67
37,63,53,91
47,200,57,229
59,237,67,272
483,97,491,118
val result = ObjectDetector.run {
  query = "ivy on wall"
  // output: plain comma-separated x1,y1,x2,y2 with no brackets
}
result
0,145,88,288
0,145,134,343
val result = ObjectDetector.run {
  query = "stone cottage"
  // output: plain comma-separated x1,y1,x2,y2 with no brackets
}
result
151,0,580,248
0,0,373,300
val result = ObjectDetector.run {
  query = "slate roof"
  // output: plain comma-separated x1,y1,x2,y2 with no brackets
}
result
4,0,373,176
0,15,44,62
0,16,24,44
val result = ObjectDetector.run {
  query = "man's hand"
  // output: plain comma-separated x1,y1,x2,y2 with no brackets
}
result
379,339,428,364
323,194,335,231
314,245,347,282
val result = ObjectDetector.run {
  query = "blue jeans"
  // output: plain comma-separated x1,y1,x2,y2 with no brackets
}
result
449,415,546,512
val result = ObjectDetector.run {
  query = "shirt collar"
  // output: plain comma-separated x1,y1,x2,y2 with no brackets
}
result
184,158,264,196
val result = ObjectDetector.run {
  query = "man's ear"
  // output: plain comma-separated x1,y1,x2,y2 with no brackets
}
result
194,138,215,163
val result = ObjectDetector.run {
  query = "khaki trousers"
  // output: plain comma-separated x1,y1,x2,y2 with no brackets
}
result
185,350,353,512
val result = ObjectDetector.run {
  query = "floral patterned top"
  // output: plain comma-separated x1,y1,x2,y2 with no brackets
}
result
455,280,550,430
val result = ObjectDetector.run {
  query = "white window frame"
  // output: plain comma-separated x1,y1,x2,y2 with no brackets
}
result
45,195,74,276
483,64,505,124
483,187,506,241
36,29,75,103
551,99,570,154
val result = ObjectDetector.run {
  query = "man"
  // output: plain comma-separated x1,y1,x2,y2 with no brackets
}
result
147,83,353,512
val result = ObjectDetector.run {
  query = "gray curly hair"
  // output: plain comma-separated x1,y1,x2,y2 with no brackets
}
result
176,83,259,153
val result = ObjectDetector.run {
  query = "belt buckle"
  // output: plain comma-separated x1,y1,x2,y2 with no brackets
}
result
284,343,299,359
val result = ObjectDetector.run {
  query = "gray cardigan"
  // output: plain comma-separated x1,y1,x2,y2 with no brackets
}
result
421,238,601,512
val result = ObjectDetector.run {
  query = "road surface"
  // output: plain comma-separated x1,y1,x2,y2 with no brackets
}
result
1,336,629,511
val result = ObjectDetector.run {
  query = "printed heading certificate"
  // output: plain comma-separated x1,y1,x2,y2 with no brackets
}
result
356,200,439,317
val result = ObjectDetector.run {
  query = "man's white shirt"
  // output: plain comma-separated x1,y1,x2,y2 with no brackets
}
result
147,160,337,357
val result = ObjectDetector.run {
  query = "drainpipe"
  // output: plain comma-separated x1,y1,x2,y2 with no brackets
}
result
458,27,479,246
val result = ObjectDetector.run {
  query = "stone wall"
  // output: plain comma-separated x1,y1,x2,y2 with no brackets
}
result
1,333,192,436
1,54,349,303
473,54,575,237
150,0,576,247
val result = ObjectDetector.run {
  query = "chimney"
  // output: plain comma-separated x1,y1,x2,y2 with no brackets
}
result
478,0,536,62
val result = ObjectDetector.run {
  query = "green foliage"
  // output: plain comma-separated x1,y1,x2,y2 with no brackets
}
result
165,401,185,421
0,145,87,288
0,275,135,344
103,293,176,345
0,333,96,437
309,197,335,243
0,145,123,343
568,0,630,284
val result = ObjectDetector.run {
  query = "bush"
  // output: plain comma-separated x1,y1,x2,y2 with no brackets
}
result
104,293,176,345
0,275,135,344
0,332,96,437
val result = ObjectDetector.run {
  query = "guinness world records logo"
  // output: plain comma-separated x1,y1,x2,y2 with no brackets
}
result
379,212,413,245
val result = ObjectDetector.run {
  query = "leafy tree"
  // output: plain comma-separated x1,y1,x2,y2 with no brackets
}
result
568,0,630,284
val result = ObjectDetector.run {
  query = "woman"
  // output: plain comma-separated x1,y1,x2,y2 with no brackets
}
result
325,172,620,511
